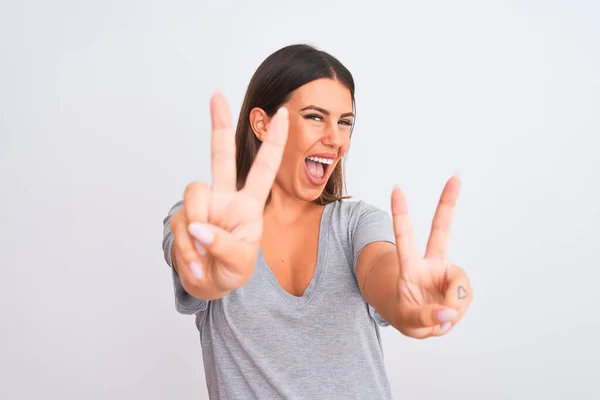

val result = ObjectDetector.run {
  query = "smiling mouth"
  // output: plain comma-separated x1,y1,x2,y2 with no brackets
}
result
305,156,333,181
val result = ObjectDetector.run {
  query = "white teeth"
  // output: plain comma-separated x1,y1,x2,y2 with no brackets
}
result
307,156,333,165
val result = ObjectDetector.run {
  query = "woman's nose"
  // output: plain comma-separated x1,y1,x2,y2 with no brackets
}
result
322,124,343,148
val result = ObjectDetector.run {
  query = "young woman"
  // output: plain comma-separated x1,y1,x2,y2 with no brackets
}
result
162,44,473,399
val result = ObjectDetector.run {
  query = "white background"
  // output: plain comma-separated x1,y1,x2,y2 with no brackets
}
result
1,0,599,399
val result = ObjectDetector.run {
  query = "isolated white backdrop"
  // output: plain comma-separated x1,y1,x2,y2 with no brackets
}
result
1,0,599,399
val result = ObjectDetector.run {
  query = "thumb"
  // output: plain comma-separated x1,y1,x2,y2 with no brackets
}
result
397,304,459,331
188,222,255,275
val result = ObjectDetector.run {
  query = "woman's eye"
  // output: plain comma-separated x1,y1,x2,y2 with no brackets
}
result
339,120,353,126
305,114,324,122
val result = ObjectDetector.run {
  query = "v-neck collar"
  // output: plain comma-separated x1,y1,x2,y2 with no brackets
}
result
257,203,332,309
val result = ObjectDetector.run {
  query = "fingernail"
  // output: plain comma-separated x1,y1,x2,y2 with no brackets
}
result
189,223,214,245
439,321,452,334
436,308,458,323
189,261,203,279
194,240,206,255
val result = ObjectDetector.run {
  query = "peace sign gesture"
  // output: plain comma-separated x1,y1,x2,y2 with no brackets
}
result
391,176,473,338
170,93,289,298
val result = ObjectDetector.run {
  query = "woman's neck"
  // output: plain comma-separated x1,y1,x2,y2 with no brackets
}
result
264,187,321,225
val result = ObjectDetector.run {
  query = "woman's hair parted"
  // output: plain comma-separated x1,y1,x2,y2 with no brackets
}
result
234,44,355,205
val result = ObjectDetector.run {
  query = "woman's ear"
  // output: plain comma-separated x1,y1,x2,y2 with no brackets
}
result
249,107,269,141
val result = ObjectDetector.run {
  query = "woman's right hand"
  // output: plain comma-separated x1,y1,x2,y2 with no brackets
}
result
170,93,289,299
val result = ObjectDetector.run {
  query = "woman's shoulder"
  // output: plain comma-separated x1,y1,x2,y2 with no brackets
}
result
327,199,390,221
324,199,392,241
325,199,395,265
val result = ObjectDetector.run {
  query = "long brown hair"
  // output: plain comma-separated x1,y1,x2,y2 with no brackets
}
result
234,44,355,205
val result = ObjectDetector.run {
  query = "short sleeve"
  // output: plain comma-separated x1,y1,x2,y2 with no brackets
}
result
162,201,208,315
351,201,396,326
352,201,396,267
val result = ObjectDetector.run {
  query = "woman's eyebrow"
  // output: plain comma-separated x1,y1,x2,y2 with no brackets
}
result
300,105,354,118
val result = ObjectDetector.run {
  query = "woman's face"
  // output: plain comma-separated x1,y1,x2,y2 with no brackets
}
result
263,78,354,202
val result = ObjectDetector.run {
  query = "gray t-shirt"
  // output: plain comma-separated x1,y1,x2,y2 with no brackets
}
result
162,199,397,399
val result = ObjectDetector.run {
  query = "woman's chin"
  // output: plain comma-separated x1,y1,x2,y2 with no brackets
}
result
285,168,331,202
295,181,327,202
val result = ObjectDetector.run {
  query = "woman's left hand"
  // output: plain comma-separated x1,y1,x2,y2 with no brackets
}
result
390,175,473,339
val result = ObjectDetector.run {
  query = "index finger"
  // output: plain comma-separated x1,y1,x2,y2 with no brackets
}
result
391,186,419,267
424,175,461,260
242,107,289,204
210,93,237,193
